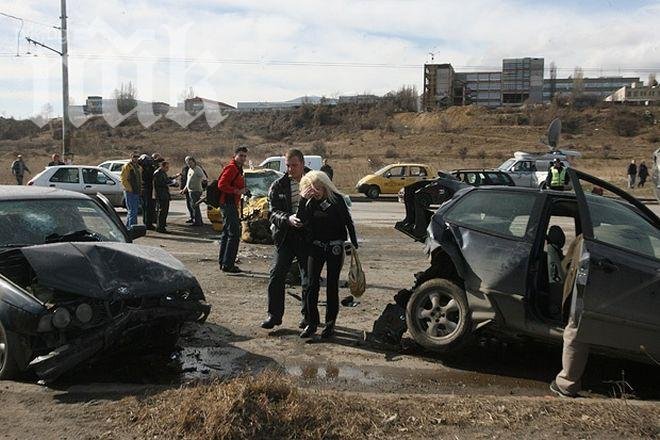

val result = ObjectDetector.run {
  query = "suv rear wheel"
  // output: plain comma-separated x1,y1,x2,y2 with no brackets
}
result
406,279,472,353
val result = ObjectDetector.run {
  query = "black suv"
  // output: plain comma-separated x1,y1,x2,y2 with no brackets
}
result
394,170,660,364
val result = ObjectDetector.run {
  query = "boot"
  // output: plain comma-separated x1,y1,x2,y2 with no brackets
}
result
299,325,317,338
321,321,335,339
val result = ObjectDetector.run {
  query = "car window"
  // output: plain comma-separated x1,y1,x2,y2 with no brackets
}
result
49,167,80,183
498,159,516,171
99,163,110,169
0,199,126,247
245,171,280,198
445,191,537,238
111,163,125,172
83,168,113,185
387,166,404,177
263,161,280,171
586,195,660,259
409,166,427,177
485,172,510,185
465,173,478,185
512,161,534,172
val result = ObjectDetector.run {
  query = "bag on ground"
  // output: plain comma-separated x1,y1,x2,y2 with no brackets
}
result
348,245,366,297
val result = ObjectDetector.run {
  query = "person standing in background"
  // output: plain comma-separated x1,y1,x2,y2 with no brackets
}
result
320,158,334,181
181,156,206,226
217,146,248,273
138,154,157,230
48,153,64,166
627,160,637,189
11,155,30,185
153,160,172,233
120,153,142,229
638,161,649,188
180,156,194,223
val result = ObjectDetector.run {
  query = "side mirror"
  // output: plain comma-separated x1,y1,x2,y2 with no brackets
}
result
128,225,147,240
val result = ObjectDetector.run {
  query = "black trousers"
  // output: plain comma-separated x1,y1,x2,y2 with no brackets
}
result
305,244,344,327
156,197,170,231
142,192,156,226
267,234,309,321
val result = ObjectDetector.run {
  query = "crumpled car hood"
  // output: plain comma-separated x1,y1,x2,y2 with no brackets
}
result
18,242,203,300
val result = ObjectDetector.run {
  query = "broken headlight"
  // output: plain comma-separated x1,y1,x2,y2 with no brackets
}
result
52,307,71,329
75,303,93,324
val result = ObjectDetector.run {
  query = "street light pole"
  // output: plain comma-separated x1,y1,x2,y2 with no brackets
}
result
60,0,70,159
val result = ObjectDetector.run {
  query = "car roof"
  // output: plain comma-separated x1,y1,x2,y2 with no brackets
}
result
388,163,431,167
452,168,507,173
470,185,574,197
0,185,91,201
47,165,110,169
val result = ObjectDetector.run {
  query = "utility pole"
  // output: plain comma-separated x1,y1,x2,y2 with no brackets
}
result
60,0,70,159
24,0,70,159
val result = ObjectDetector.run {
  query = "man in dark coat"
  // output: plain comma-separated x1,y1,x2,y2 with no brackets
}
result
627,160,637,189
261,149,310,330
138,154,157,229
48,153,65,166
153,161,172,233
320,158,334,180
638,161,649,188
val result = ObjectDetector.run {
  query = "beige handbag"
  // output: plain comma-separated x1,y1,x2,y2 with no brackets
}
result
348,245,366,297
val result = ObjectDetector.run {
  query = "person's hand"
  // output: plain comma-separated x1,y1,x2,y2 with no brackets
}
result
300,185,316,199
288,214,302,228
236,187,247,195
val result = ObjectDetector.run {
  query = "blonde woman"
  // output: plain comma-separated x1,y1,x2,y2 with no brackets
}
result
297,171,358,338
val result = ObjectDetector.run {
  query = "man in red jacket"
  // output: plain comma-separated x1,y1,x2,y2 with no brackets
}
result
218,146,248,273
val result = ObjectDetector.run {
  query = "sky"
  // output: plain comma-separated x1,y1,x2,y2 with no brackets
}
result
0,0,658,119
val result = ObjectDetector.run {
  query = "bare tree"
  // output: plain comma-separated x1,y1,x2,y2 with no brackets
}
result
113,81,138,114
572,67,584,98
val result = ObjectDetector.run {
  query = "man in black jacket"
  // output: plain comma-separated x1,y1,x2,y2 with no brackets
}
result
261,149,310,329
180,156,194,223
138,154,157,230
153,161,172,233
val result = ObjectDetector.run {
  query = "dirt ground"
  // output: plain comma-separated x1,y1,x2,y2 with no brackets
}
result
0,202,658,439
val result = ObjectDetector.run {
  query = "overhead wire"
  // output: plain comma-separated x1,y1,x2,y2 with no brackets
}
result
0,11,60,29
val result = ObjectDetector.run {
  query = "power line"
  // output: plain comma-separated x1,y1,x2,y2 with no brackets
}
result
0,11,60,29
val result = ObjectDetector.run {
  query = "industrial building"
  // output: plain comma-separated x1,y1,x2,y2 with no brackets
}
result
605,82,660,104
423,57,641,110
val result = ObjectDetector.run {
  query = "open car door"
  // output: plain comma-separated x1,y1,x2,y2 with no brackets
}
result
570,169,660,360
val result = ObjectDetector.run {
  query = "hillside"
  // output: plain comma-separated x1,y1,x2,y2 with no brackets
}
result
1,104,658,195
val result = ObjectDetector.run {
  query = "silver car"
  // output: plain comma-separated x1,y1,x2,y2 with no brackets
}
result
28,165,125,207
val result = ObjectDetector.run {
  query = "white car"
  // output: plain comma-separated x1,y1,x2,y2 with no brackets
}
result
98,159,129,176
28,165,125,207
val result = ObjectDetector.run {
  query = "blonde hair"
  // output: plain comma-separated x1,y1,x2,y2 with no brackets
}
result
300,170,342,201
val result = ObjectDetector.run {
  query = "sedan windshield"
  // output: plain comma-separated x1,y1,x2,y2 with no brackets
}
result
0,199,126,247
245,171,280,198
497,159,516,171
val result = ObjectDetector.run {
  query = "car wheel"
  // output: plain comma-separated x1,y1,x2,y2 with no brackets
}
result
366,186,380,199
406,278,472,353
0,322,20,380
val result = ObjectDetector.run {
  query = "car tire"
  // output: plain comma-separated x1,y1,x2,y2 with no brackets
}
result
406,278,472,353
366,186,380,199
0,322,20,380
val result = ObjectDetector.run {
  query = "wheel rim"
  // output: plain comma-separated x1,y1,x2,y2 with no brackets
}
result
0,326,6,370
415,290,461,340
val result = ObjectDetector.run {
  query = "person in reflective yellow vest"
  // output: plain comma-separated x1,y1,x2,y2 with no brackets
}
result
545,158,569,191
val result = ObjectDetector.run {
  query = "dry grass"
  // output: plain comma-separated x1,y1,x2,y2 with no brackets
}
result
121,371,660,439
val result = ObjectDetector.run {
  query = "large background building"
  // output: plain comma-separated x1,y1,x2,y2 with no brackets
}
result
423,57,641,110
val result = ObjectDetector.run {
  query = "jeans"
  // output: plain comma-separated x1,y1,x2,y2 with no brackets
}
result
189,191,203,225
218,202,241,267
306,243,344,326
184,191,194,220
124,191,140,228
156,198,170,231
267,234,309,321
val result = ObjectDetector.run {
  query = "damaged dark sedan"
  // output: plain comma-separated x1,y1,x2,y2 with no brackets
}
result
389,170,660,364
0,186,210,382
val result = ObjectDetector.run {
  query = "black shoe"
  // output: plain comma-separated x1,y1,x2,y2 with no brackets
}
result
298,318,308,329
321,322,335,339
300,325,317,338
261,316,282,329
222,265,243,274
146,224,156,230
156,228,169,233
185,219,194,224
549,380,577,398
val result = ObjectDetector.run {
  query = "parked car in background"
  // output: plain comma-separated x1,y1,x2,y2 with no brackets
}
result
98,159,129,176
28,165,125,207
0,186,210,381
497,152,573,188
259,155,322,174
357,163,436,199
391,169,660,364
396,169,514,239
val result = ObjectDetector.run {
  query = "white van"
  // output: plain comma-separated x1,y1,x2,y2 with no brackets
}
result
259,155,322,173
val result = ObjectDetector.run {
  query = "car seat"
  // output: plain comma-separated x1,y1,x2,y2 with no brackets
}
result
545,225,566,319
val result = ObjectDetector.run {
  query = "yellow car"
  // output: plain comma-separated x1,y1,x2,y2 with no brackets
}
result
356,163,436,199
208,168,283,235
